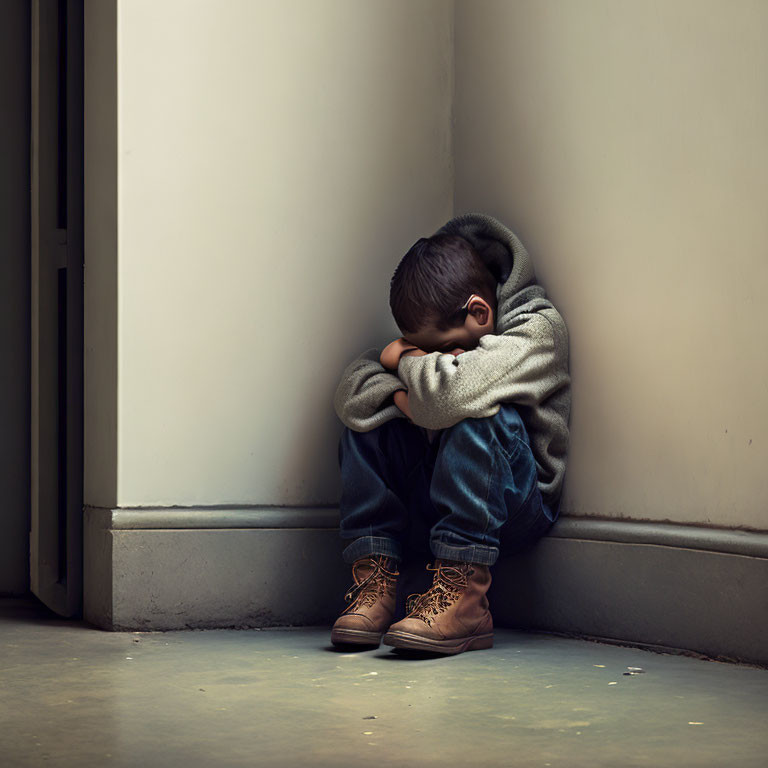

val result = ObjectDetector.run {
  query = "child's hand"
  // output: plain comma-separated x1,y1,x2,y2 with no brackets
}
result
380,338,420,369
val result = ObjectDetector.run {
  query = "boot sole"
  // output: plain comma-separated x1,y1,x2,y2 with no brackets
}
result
382,630,494,654
330,627,382,647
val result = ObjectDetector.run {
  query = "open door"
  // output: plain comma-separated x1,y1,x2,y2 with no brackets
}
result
30,0,84,617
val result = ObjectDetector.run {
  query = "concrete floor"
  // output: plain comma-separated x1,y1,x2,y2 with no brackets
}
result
1,600,767,768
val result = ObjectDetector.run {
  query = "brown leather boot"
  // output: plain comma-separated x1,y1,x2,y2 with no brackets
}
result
382,558,493,654
331,555,400,647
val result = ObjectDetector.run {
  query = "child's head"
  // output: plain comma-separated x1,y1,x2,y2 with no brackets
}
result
389,234,498,353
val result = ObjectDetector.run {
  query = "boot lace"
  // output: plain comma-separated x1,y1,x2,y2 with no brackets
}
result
404,561,473,626
344,557,399,610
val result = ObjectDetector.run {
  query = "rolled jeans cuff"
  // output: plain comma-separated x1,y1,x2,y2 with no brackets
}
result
431,539,500,566
342,535,403,564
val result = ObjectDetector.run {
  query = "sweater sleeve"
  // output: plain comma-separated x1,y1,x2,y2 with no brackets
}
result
333,348,409,432
396,313,560,430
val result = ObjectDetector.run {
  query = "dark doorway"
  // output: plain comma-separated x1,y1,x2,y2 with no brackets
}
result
0,0,86,616
29,0,84,617
0,0,32,596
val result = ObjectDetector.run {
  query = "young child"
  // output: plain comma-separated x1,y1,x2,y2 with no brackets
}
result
331,212,571,655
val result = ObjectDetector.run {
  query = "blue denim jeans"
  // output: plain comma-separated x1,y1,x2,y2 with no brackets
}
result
337,403,558,566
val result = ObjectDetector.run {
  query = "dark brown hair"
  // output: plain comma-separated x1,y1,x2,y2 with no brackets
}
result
389,234,497,333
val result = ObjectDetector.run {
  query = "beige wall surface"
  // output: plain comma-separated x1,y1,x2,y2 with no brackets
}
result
113,0,453,506
455,0,768,529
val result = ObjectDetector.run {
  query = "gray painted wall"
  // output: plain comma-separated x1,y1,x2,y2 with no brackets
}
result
0,0,31,595
454,0,768,530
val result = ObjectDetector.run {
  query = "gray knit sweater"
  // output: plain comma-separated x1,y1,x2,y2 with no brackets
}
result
333,213,571,512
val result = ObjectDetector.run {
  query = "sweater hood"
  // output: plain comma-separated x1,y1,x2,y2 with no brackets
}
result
435,212,550,333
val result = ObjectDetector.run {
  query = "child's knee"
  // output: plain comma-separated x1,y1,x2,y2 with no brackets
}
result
447,403,527,442
339,417,417,456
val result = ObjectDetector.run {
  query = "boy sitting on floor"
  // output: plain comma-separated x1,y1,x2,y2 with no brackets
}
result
331,212,571,655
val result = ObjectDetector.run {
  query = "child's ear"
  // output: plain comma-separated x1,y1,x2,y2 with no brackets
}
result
467,297,492,328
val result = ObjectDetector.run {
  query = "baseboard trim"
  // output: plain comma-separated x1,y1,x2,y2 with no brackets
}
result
86,505,340,530
84,506,350,632
548,517,768,558
83,507,768,665
491,519,768,666
87,506,768,557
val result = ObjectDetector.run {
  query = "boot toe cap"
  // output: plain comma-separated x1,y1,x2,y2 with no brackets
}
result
331,612,385,646
333,612,376,633
386,617,444,640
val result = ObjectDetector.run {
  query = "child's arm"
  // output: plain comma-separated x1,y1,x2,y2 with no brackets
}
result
381,338,465,425
395,312,568,431
333,348,410,432
376,339,421,422
380,337,465,368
